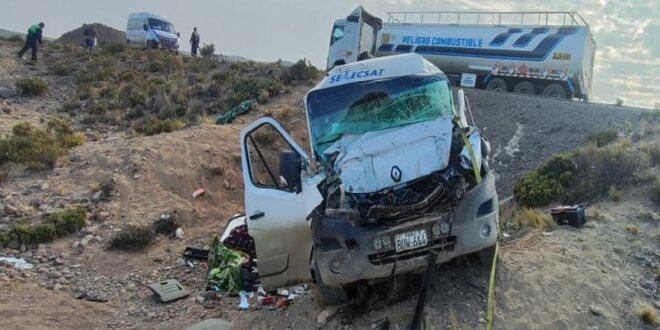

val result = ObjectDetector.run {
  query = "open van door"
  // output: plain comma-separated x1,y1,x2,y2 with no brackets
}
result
240,117,323,289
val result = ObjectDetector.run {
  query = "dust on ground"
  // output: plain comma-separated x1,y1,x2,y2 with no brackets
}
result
0,39,658,329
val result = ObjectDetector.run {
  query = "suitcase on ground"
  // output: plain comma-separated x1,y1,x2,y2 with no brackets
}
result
550,205,586,228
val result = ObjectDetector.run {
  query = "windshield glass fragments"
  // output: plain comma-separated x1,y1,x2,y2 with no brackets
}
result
307,75,453,154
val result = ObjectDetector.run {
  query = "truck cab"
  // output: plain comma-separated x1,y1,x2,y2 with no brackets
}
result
238,54,498,305
327,6,382,69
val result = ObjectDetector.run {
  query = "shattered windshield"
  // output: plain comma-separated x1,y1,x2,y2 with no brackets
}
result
149,18,176,33
306,74,453,156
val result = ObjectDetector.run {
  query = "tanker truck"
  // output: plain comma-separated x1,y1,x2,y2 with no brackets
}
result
327,6,596,100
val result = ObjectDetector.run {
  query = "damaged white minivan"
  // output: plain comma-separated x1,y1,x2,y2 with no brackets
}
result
232,53,498,305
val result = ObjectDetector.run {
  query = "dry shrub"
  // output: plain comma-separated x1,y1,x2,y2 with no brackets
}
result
108,225,154,250
607,186,622,202
587,129,618,147
49,62,73,76
626,224,639,235
640,142,660,166
133,117,184,136
16,77,48,96
638,307,658,325
257,90,270,104
152,213,180,237
515,141,642,207
49,207,86,237
514,208,555,230
0,119,84,168
186,99,203,122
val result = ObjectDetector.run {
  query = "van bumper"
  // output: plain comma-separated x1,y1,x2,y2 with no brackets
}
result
314,172,498,287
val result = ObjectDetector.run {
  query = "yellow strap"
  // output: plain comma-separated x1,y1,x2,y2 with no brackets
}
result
485,243,499,330
459,129,482,184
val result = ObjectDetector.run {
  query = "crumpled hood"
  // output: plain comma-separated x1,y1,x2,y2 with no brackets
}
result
323,117,454,193
154,30,178,42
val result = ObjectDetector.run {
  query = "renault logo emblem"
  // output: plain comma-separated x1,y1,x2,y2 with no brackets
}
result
391,166,402,182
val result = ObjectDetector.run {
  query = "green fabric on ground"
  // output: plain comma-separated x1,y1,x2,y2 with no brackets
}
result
216,99,256,125
207,237,243,295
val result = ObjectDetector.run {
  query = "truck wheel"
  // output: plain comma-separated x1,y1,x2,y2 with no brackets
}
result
313,260,350,306
513,81,535,95
478,244,497,267
542,84,567,99
485,78,507,92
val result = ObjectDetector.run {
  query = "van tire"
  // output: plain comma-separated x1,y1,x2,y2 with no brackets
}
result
313,260,350,306
478,244,497,267
485,78,507,92
513,81,535,95
542,84,567,99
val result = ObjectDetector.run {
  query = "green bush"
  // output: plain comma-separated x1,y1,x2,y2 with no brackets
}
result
515,141,642,207
200,43,216,58
49,62,73,76
640,142,660,166
108,225,154,250
16,77,48,96
588,129,618,147
149,60,164,73
49,206,86,236
0,120,84,168
133,117,184,136
280,59,319,84
101,42,127,55
29,223,57,243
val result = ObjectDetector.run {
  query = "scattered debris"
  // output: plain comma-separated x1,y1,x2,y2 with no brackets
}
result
551,205,586,228
0,256,33,269
147,279,190,303
192,188,205,198
589,304,604,316
175,227,184,239
183,247,210,261
75,292,109,303
153,212,181,237
277,288,290,297
238,290,250,310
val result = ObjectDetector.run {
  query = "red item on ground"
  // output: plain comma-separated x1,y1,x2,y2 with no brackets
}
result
192,188,205,198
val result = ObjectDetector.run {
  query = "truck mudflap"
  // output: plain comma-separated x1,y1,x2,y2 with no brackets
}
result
314,172,498,288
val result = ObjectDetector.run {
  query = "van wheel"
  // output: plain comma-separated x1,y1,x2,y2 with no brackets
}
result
478,244,497,267
542,84,567,99
513,81,535,95
485,78,507,92
313,260,350,306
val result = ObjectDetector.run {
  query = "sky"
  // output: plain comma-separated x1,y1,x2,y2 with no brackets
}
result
0,0,658,109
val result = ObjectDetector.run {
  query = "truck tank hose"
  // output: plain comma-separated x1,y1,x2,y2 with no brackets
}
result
459,129,482,184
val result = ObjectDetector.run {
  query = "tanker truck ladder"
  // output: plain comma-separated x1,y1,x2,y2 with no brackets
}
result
386,11,589,28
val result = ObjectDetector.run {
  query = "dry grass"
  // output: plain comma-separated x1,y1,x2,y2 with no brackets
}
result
514,208,555,230
638,307,658,326
607,186,622,202
626,224,640,235
16,77,48,96
587,207,606,221
107,225,154,250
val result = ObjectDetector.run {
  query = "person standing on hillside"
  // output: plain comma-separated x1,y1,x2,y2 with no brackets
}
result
17,22,45,61
190,27,200,57
83,24,98,51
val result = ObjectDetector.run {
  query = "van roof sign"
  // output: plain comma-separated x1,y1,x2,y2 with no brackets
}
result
312,54,442,91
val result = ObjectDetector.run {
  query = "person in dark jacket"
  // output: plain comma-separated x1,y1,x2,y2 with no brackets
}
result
190,27,200,57
17,22,45,61
83,24,98,51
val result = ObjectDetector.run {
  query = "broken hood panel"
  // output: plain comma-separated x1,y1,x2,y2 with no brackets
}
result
324,117,453,194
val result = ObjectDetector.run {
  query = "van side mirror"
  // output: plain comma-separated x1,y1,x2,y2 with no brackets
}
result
177,32,180,37
143,24,149,31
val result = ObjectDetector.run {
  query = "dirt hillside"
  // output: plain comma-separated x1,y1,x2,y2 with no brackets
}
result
0,39,658,330
57,23,126,46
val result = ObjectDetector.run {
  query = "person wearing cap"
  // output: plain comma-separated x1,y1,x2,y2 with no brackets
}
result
83,24,98,51
18,22,45,61
190,27,200,57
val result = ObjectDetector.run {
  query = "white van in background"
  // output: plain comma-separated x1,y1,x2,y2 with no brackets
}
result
126,12,180,52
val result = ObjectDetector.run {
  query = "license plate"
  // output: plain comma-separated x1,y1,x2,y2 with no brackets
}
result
395,230,428,252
